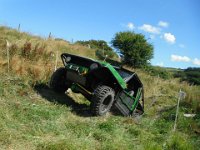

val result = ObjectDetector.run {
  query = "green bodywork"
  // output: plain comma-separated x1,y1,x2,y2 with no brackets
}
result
123,88,142,111
66,61,127,89
98,61,127,89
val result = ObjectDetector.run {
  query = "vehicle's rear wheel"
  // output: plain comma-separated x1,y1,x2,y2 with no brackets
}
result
91,85,115,116
49,67,69,93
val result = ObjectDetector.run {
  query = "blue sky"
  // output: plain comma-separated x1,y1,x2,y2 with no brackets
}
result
0,0,199,68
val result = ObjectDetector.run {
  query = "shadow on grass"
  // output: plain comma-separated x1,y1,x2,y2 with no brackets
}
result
34,83,92,117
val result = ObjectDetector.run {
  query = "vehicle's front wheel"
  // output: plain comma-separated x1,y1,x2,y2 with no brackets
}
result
91,85,115,116
49,67,69,93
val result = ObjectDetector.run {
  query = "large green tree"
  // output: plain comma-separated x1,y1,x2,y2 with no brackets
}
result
111,31,154,68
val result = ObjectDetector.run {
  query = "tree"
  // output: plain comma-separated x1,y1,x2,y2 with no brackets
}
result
111,31,154,68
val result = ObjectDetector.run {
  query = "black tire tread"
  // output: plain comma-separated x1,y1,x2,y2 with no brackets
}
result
49,67,68,93
91,85,115,116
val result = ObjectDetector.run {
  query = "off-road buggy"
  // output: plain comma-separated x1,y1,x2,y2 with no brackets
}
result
50,53,144,116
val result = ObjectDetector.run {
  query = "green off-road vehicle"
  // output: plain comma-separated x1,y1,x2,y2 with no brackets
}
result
50,53,144,117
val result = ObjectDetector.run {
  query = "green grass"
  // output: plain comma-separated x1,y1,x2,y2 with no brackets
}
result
0,26,200,150
0,73,199,150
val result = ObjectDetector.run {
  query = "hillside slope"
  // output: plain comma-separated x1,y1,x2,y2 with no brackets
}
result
0,26,200,150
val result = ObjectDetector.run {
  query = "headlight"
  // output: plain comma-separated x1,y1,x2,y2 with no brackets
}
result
90,63,98,70
65,56,71,62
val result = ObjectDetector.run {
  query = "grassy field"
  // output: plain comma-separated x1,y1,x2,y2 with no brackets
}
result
0,26,200,150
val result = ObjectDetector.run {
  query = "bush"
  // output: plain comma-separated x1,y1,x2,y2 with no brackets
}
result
76,40,117,58
174,67,200,85
144,66,172,79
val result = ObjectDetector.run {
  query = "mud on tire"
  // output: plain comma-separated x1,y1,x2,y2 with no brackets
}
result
91,85,115,116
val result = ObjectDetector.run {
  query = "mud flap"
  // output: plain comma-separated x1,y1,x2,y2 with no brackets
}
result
115,88,143,116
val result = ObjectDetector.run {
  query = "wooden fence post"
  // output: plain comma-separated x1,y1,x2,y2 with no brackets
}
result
6,40,10,73
173,89,186,131
48,32,52,39
18,24,21,31
54,50,58,71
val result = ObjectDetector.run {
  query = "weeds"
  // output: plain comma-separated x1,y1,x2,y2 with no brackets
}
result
165,132,194,150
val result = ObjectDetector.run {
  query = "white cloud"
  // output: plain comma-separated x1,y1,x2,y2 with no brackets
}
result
127,22,135,30
163,33,176,44
138,24,160,34
193,58,200,66
158,21,169,28
171,54,191,62
156,62,164,67
179,44,185,48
